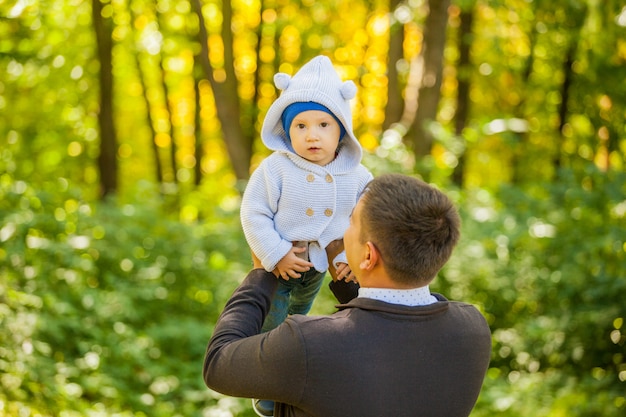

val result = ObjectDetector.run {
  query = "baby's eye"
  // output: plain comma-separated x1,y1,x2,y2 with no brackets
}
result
320,122,329,128
295,123,306,129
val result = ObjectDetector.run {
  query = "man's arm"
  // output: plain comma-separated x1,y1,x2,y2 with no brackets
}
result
202,269,307,402
204,269,277,365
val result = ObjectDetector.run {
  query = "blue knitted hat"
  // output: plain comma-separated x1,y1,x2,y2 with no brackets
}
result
281,102,346,141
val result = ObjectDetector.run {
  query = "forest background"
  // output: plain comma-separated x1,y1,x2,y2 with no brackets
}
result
1,0,625,416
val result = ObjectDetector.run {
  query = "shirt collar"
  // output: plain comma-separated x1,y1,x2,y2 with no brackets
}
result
357,286,438,306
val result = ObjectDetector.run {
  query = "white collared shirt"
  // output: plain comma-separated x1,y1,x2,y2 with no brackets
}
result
358,286,438,306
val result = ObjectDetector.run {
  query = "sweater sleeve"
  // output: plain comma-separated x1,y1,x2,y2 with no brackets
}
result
240,159,293,271
203,269,307,404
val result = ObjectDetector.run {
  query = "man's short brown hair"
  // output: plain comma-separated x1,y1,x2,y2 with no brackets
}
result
359,174,461,286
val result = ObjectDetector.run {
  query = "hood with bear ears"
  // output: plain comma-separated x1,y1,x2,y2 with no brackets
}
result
260,55,363,169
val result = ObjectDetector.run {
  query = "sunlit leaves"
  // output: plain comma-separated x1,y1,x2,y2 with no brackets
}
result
2,0,623,197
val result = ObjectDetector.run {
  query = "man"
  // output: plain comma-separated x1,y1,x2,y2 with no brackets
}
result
203,174,492,417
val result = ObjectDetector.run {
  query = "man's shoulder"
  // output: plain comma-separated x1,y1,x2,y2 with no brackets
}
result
284,310,355,334
445,300,491,334
446,299,487,314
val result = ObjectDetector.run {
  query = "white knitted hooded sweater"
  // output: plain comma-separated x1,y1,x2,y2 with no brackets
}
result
240,56,372,272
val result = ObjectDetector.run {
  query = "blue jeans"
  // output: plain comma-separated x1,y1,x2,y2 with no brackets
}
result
261,269,326,332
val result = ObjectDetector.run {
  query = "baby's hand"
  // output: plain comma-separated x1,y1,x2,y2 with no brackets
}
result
276,246,313,280
335,262,357,283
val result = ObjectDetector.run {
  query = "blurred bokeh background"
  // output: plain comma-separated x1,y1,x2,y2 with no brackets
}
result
1,0,625,415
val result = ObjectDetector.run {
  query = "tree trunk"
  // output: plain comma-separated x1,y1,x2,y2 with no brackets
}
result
555,44,575,171
409,0,450,159
452,7,474,187
383,0,405,130
193,55,203,187
129,4,164,185
245,0,265,147
556,4,587,173
191,0,252,182
157,52,178,184
510,13,536,184
134,51,164,185
92,0,118,198
155,11,178,184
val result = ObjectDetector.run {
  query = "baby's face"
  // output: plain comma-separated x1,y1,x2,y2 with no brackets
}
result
288,110,341,166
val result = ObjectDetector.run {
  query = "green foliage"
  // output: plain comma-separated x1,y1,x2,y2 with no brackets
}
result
434,166,626,416
3,164,623,416
1,1,625,414
0,174,253,416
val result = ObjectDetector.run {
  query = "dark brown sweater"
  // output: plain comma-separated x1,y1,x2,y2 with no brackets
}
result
204,269,491,417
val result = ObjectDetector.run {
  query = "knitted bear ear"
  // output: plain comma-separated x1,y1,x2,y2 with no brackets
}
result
340,80,357,100
274,73,291,90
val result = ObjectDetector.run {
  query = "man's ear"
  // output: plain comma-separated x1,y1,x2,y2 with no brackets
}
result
360,241,380,270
